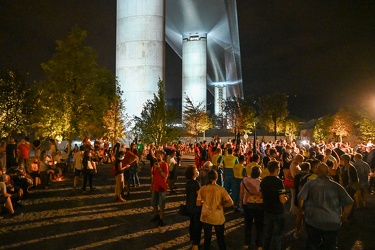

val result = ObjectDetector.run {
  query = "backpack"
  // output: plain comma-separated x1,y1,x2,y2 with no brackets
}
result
110,164,118,176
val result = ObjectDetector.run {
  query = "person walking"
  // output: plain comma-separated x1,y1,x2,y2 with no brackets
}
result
196,169,233,250
298,163,353,250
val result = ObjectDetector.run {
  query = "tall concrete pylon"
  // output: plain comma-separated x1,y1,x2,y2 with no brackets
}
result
117,0,243,118
116,0,165,119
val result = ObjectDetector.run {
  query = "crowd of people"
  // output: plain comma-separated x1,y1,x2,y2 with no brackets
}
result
1,134,375,249
183,138,375,250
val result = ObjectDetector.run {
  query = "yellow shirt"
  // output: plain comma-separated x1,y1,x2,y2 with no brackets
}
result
233,163,245,178
211,153,222,166
261,167,270,179
222,154,238,169
245,162,261,177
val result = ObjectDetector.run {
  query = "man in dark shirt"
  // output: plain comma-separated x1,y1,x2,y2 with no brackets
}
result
340,154,359,200
293,162,311,239
260,160,289,250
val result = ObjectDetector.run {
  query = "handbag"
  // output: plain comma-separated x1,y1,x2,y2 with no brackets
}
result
178,204,190,217
242,181,263,204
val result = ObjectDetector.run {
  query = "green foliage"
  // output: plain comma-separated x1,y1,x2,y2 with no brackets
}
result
313,115,333,142
223,96,256,135
258,93,288,140
133,79,181,145
284,117,299,142
0,70,32,137
355,114,375,142
183,96,213,138
32,26,115,149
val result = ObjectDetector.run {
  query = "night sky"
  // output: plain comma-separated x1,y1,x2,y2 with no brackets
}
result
1,1,374,120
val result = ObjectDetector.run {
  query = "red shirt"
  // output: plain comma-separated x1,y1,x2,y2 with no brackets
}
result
122,151,137,166
151,161,168,192
18,143,30,158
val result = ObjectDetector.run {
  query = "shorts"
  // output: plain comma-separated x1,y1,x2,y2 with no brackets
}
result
74,169,83,176
151,191,166,209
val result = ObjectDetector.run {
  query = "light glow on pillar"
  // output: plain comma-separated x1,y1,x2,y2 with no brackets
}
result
214,84,227,115
182,35,207,113
116,0,165,118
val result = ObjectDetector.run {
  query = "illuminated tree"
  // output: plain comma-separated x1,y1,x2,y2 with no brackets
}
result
133,79,181,145
284,117,299,142
223,96,256,135
357,116,375,142
313,116,333,142
330,108,354,143
102,80,129,145
258,93,288,140
0,70,32,137
33,26,115,153
183,96,213,139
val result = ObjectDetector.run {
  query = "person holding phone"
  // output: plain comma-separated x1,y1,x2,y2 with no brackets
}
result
150,150,169,226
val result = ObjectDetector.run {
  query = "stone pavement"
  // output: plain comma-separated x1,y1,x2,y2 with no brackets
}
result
1,153,374,250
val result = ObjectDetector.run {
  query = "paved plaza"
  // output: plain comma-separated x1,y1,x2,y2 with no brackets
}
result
1,154,374,250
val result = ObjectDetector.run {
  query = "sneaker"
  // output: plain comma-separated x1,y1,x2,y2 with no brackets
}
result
150,214,160,222
158,219,165,226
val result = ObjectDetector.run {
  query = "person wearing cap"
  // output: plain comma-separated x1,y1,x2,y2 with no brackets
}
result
199,161,213,186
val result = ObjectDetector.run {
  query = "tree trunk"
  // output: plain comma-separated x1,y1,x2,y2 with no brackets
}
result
274,119,277,141
67,132,72,156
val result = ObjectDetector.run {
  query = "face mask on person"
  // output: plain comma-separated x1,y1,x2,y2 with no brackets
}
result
119,157,124,160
